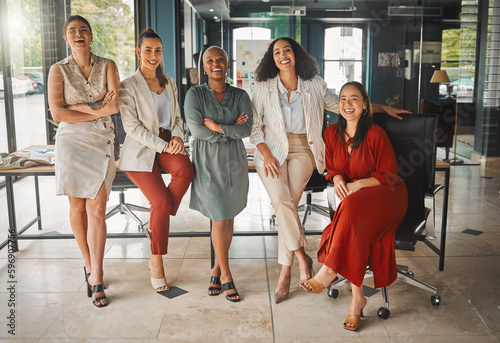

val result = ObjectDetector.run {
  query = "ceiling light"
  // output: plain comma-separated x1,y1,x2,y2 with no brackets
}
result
262,0,270,2
209,8,214,12
214,16,218,20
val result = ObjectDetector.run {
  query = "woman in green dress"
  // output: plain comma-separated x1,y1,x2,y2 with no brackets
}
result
184,46,253,302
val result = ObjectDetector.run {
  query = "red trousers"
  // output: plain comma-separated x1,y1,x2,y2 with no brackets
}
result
126,144,193,255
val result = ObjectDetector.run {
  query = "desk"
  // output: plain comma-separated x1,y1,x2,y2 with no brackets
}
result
1,146,451,271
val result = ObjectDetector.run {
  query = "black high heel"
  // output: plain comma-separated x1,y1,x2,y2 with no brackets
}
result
90,284,109,308
208,276,222,296
221,281,241,302
84,267,91,298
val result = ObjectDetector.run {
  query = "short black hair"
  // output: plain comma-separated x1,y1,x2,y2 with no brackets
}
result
255,37,319,82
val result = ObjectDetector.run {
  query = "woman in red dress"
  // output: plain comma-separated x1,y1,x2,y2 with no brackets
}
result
299,81,408,331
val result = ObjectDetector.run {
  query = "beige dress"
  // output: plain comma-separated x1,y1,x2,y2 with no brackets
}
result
54,53,116,199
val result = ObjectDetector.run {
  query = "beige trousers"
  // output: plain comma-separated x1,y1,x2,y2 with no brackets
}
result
256,133,315,266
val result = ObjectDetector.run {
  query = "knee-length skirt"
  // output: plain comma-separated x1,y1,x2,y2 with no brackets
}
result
55,117,116,200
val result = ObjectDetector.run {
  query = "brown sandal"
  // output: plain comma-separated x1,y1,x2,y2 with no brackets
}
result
344,307,364,331
299,276,339,293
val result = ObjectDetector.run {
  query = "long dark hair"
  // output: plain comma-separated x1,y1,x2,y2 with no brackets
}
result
255,37,319,82
138,28,168,87
64,15,92,34
337,81,373,150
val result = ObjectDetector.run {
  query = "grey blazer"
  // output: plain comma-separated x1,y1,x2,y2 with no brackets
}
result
119,69,184,172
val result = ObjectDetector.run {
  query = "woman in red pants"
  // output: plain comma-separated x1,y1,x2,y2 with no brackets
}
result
119,29,193,291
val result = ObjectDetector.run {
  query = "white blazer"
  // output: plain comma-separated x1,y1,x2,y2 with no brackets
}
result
119,69,184,172
250,75,339,173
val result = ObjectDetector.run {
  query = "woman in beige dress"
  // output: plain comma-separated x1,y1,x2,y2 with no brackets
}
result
48,15,120,307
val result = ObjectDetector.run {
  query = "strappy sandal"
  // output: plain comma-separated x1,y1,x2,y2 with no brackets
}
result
148,260,169,292
344,307,365,331
90,284,109,308
84,266,107,291
208,276,222,296
221,281,241,302
299,276,339,293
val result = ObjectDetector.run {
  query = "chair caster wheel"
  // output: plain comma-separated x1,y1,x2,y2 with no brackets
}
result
327,287,339,299
431,295,441,306
407,271,414,277
377,307,390,319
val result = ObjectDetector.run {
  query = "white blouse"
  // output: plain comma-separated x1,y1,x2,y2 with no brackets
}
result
151,88,171,130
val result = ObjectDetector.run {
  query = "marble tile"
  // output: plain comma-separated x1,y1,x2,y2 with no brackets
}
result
157,291,273,340
389,336,496,343
380,288,491,337
104,237,190,260
184,237,211,259
0,258,86,293
93,258,183,294
42,292,169,339
271,283,389,339
175,258,268,295
0,292,73,339
39,340,156,343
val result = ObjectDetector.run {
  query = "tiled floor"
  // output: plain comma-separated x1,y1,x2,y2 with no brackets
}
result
0,160,499,342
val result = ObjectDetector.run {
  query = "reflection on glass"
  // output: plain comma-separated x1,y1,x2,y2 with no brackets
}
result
7,0,46,151
232,27,271,95
71,0,135,80
324,27,363,93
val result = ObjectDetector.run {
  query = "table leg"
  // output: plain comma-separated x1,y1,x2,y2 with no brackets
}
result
439,168,450,271
35,175,42,230
4,176,19,252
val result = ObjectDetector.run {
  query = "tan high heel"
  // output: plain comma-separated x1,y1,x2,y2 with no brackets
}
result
344,298,367,331
299,276,339,293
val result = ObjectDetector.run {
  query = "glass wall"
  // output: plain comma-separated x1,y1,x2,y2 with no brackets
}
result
7,0,46,151
71,0,136,80
323,26,364,95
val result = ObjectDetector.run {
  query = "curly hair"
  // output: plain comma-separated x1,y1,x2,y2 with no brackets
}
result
255,37,319,82
336,81,373,150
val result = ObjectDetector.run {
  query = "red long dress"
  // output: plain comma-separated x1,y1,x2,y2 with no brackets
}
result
317,123,408,289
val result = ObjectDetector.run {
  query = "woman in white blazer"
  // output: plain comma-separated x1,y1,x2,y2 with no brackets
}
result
119,29,193,292
251,37,409,304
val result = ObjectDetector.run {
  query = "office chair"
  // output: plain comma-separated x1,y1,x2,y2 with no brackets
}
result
269,170,330,227
105,114,150,230
105,172,150,230
296,170,330,227
419,99,450,237
326,113,441,319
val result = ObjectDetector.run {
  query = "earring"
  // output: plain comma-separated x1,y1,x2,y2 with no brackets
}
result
204,71,207,75
362,109,367,115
